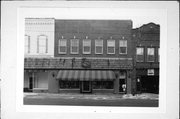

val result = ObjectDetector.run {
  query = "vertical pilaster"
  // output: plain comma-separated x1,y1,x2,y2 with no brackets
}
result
114,72,119,94
48,71,59,93
126,70,132,94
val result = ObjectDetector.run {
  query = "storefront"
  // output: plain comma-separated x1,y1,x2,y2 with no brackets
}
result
56,70,115,93
136,68,159,94
24,70,49,93
24,58,134,94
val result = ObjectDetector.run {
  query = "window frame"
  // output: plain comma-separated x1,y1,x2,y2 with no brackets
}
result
147,47,155,62
95,39,103,54
25,35,30,54
119,40,127,54
136,47,144,62
37,35,48,54
70,39,79,54
58,39,67,54
83,39,91,54
107,39,115,54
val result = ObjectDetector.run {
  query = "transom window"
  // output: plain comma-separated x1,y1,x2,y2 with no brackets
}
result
83,39,91,54
147,48,155,62
58,39,67,54
37,35,48,54
95,39,103,54
107,40,115,54
119,40,127,54
136,47,144,62
25,35,30,54
71,39,79,54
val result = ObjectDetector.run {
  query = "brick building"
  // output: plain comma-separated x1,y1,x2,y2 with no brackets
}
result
24,19,135,94
53,20,135,94
24,18,160,94
132,23,160,94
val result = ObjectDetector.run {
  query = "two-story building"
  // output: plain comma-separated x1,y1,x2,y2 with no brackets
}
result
132,23,160,94
24,18,55,92
52,20,135,94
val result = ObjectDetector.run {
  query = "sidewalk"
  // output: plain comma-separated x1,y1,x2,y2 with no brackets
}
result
24,92,159,100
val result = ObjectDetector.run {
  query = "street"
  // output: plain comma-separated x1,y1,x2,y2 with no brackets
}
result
24,93,158,107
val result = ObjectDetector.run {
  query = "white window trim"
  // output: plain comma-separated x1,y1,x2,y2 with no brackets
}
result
95,39,103,54
83,39,91,54
58,39,67,54
136,47,144,62
119,40,127,54
25,35,30,54
70,39,79,54
107,40,115,54
147,47,155,62
37,35,48,54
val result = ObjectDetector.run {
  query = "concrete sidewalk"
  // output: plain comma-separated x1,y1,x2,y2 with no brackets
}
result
24,92,158,100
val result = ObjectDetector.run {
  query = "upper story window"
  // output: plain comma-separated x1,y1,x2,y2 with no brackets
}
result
147,48,155,62
71,39,79,54
58,38,67,54
83,39,91,54
136,47,144,62
37,35,48,54
25,35,30,54
119,40,127,54
107,40,115,54
95,39,103,54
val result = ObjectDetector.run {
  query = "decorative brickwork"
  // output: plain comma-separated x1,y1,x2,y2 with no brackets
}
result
24,58,133,69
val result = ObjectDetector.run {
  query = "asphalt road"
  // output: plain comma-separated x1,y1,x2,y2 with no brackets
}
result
24,95,158,107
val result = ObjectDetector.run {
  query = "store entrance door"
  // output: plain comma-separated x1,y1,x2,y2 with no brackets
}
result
119,79,126,93
82,81,91,93
29,77,33,92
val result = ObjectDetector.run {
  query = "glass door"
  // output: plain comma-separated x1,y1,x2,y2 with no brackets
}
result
119,79,126,93
82,81,91,93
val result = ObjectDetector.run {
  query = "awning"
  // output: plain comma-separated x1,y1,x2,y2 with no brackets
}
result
56,70,115,81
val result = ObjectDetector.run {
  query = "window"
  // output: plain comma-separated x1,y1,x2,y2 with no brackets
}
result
25,35,30,53
83,39,91,54
92,81,113,89
136,47,144,62
59,81,80,89
71,39,79,54
147,48,155,62
119,40,127,54
37,35,48,53
107,40,115,54
58,39,67,54
95,40,103,54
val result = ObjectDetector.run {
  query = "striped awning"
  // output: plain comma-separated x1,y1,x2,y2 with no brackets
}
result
56,70,115,81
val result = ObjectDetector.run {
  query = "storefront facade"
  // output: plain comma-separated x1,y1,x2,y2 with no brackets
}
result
24,18,55,92
50,20,134,94
25,19,163,95
132,23,160,94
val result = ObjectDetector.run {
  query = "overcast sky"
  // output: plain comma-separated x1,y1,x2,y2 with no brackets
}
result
22,8,162,28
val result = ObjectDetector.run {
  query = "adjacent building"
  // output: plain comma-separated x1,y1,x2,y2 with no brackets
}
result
24,18,55,92
132,23,160,94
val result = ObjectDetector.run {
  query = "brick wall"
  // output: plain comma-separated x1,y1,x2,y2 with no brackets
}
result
24,58,133,70
54,20,133,58
132,22,160,67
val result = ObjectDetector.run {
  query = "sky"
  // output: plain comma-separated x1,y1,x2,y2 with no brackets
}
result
22,8,162,28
